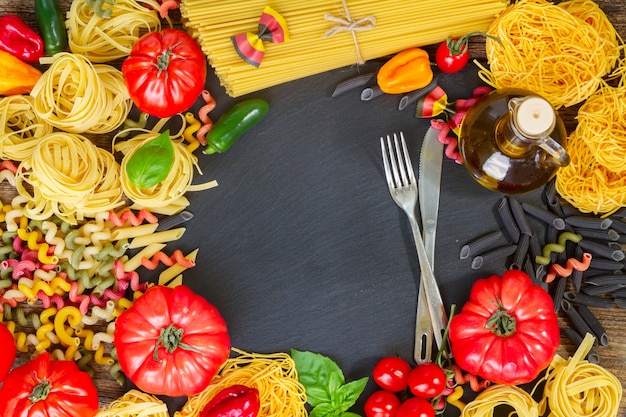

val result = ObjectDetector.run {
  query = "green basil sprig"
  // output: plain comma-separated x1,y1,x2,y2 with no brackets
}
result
291,349,368,417
126,130,174,189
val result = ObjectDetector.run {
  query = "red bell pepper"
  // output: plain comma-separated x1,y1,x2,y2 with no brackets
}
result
0,14,44,63
200,385,261,417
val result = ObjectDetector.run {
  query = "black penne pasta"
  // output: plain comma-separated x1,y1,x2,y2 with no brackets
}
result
497,197,521,243
529,233,543,261
576,304,609,346
610,207,626,219
552,274,568,312
584,273,626,287
331,73,376,97
581,283,625,296
544,179,558,205
508,197,532,236
559,202,584,218
612,288,626,298
589,257,624,271
607,216,626,234
535,265,548,291
545,226,559,264
565,215,613,230
523,255,538,283
509,233,530,270
614,297,626,309
573,227,620,242
360,85,385,101
155,210,194,232
564,291,615,308
561,300,599,345
471,244,518,270
562,328,601,364
459,230,503,260
571,246,584,293
397,78,438,110
578,240,625,262
522,202,566,230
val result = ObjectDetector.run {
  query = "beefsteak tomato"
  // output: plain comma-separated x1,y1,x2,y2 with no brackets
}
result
122,28,207,118
448,270,559,385
0,322,16,382
0,352,98,417
114,284,230,397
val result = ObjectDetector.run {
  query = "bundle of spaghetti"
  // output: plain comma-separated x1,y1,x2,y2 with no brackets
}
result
15,132,125,224
175,348,308,417
537,333,621,417
180,0,509,97
30,52,131,134
115,119,218,213
478,0,622,108
460,384,539,417
67,0,165,63
95,389,169,417
556,87,626,214
0,95,53,161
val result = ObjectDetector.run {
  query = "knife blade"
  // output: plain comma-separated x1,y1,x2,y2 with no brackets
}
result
414,127,445,363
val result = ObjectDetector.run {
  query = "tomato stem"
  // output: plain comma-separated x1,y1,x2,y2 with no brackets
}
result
154,324,204,361
485,308,516,336
28,378,51,403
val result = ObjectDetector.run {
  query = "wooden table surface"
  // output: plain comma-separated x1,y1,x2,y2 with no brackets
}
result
1,0,626,415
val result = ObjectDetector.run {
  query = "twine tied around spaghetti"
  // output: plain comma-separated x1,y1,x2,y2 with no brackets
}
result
324,0,376,65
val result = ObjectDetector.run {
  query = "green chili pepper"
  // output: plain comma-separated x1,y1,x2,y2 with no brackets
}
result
35,0,68,56
203,98,269,154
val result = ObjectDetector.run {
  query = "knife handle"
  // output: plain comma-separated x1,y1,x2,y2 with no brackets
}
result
414,280,432,364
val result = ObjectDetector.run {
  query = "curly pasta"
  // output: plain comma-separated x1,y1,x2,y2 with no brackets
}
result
478,0,621,108
67,0,165,63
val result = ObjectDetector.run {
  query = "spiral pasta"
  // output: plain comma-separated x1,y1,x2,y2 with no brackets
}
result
479,0,621,108
30,52,131,134
15,132,125,223
0,95,53,161
67,0,165,63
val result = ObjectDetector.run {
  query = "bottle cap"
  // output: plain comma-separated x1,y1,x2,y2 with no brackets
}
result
514,96,555,138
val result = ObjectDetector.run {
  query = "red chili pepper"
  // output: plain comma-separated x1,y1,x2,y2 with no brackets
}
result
0,14,44,63
200,385,261,417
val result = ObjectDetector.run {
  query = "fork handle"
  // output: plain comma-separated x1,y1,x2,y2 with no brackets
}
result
414,281,432,364
407,215,448,351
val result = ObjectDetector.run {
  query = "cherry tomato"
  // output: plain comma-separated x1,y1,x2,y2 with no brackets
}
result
372,356,412,392
435,37,469,74
408,363,446,399
396,397,434,417
364,390,401,417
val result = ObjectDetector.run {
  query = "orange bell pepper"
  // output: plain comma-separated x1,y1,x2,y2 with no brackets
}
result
377,48,433,94
0,49,42,95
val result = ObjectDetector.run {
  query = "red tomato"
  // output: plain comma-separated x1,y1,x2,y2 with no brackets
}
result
449,270,560,385
122,28,207,118
396,397,434,417
364,390,401,417
0,352,98,417
435,37,470,74
407,363,446,398
0,322,16,381
372,356,412,392
114,284,230,397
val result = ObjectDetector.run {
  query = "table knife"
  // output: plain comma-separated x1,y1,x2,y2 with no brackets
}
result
415,127,446,363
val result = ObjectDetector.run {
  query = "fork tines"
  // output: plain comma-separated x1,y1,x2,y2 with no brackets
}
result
381,132,415,189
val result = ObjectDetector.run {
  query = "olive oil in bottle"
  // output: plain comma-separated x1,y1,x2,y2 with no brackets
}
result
459,88,569,194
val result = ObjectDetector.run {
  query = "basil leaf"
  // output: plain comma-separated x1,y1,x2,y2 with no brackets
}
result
309,402,341,417
291,349,345,406
126,130,174,189
332,377,368,411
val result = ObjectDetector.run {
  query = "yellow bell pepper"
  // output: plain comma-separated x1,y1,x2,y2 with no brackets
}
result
377,48,434,94
0,49,42,95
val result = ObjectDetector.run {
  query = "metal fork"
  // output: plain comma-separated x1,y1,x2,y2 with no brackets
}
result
381,132,448,351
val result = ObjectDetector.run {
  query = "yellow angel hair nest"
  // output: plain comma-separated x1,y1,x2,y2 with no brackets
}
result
95,389,169,417
479,0,622,108
555,86,626,214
